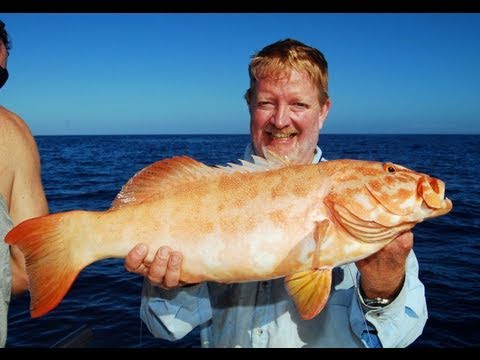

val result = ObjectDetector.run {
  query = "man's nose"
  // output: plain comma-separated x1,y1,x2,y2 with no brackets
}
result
269,104,290,128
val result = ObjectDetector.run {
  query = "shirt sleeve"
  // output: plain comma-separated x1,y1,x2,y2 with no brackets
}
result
140,280,213,341
349,250,428,347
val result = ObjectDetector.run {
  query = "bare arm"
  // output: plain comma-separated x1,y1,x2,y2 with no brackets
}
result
2,110,48,295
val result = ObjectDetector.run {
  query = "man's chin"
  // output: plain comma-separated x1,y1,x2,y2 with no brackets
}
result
261,140,315,164
264,138,297,156
262,144,304,163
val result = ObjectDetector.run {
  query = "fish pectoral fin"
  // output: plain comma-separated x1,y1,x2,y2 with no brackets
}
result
312,219,331,268
314,219,331,242
285,268,332,320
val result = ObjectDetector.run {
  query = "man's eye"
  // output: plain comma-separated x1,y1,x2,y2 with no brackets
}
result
292,103,308,109
257,101,273,107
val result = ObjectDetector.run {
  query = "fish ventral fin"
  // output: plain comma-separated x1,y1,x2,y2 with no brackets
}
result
112,152,290,209
285,268,332,320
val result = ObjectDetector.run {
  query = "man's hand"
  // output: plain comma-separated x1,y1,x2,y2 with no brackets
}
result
356,231,414,300
125,244,183,289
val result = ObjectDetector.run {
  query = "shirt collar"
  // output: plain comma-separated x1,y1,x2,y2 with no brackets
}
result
243,143,324,164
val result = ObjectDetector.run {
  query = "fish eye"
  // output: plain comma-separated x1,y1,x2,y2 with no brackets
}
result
383,164,396,173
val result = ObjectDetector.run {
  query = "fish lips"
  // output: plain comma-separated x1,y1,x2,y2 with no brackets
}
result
418,177,453,215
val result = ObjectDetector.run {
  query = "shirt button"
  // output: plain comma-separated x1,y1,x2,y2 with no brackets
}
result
261,281,268,288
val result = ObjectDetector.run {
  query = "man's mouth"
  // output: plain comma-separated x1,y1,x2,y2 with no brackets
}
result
267,131,298,140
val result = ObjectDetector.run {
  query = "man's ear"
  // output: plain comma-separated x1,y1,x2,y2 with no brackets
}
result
318,98,331,130
0,41,8,68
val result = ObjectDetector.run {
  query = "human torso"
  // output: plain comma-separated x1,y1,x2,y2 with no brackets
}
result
0,106,17,212
203,265,364,348
0,194,13,347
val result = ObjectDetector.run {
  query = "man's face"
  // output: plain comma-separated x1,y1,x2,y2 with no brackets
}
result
249,69,330,165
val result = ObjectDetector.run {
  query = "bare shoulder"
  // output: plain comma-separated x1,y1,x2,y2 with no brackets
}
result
0,106,38,159
0,105,34,139
0,106,47,222
0,106,41,188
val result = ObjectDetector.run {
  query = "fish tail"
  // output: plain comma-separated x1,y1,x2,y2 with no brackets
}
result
5,211,95,318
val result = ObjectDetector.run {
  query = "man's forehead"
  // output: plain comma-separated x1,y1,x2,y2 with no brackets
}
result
257,68,310,82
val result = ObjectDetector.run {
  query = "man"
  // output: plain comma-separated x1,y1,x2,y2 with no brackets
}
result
0,20,49,347
125,39,427,347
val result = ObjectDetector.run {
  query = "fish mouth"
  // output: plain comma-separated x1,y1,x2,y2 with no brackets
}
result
418,177,453,216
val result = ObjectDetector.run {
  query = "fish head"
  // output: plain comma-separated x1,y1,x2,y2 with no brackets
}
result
324,160,453,243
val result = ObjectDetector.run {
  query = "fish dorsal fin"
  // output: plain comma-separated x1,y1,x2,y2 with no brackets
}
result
215,148,290,174
111,151,290,210
111,156,220,209
262,147,292,167
285,268,332,320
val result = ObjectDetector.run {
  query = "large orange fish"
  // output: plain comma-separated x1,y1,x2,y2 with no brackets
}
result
5,153,452,319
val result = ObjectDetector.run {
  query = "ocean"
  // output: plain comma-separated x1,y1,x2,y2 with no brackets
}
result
5,134,480,348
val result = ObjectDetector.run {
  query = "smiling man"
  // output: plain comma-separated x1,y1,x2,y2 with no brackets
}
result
246,42,330,165
125,39,427,348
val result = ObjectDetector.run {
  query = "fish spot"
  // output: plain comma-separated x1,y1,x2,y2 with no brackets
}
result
218,174,240,192
232,196,247,209
355,166,380,176
219,216,239,236
268,210,286,225
245,184,259,198
219,214,258,240
338,174,360,182
384,176,396,185
244,216,258,230
197,220,214,234
169,217,215,238
368,180,383,192
271,187,283,199
394,188,413,202
292,182,309,197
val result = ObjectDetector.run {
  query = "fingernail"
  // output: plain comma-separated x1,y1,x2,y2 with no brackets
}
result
160,247,170,259
136,244,147,255
170,254,180,266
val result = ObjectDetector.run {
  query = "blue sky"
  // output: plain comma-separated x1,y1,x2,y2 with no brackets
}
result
0,13,479,135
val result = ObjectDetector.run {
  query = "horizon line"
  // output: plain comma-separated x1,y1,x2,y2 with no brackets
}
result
33,133,479,136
